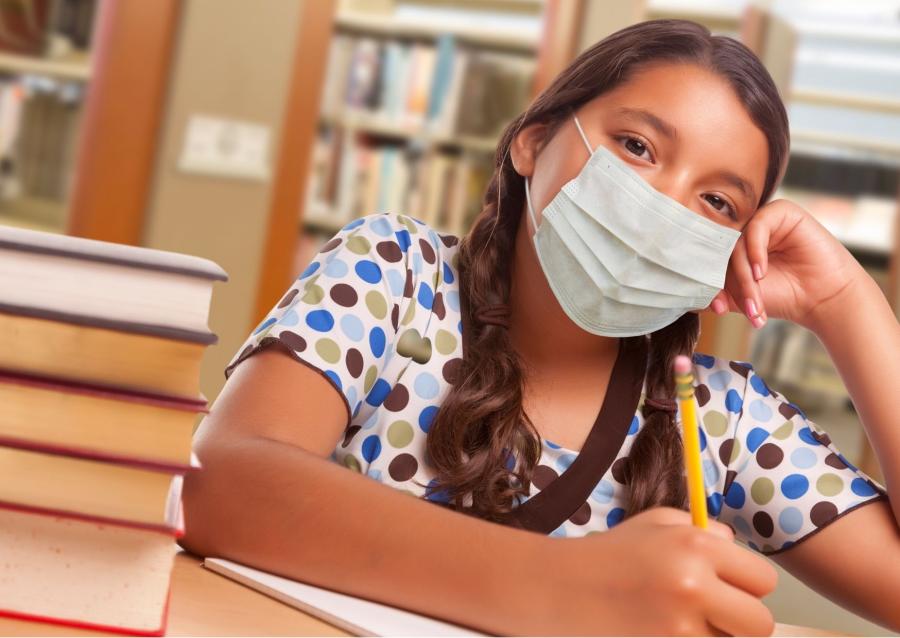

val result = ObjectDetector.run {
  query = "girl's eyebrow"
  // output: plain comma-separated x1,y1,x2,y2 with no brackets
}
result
614,106,757,208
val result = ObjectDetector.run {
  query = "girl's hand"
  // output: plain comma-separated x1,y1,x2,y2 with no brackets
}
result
703,198,868,332
531,507,778,636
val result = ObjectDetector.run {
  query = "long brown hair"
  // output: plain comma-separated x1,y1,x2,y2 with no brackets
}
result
423,19,790,525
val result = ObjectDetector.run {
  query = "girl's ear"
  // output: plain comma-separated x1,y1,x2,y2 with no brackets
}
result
510,122,548,178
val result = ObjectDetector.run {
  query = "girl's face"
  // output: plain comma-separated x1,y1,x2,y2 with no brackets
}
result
512,61,770,234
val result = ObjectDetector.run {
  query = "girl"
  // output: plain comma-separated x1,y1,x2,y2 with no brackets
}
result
180,19,900,636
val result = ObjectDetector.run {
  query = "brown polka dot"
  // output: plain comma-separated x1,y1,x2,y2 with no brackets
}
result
439,234,458,247
756,443,784,469
611,457,631,485
569,501,592,525
376,240,403,262
443,358,463,385
341,425,361,448
810,429,832,446
403,270,414,297
722,469,737,496
769,387,780,399
729,361,751,377
825,453,846,469
320,237,342,252
753,511,774,538
778,402,799,419
383,383,410,412
277,288,298,308
810,501,838,527
389,453,419,481
718,438,735,466
345,348,363,378
695,383,711,407
432,292,446,320
278,331,307,353
419,238,436,264
391,304,400,332
532,465,558,490
329,283,358,307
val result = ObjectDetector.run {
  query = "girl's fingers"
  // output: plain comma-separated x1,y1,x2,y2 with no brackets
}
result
743,215,772,281
725,238,766,329
704,580,776,637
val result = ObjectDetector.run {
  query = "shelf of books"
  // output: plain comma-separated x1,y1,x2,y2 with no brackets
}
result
298,0,544,264
0,0,96,235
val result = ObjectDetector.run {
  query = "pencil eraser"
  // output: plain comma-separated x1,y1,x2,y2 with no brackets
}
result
674,355,692,374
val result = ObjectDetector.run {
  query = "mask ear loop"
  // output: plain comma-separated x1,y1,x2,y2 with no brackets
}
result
524,175,539,235
572,114,594,154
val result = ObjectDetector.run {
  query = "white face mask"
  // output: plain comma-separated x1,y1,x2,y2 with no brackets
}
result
524,114,743,337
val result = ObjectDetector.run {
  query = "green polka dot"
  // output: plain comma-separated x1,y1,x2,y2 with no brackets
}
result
816,473,843,497
304,274,321,289
762,544,776,553
365,290,388,319
751,477,774,505
343,454,361,472
401,301,416,325
315,338,341,364
703,410,728,437
364,365,378,393
432,270,440,289
399,216,417,234
435,329,457,355
256,325,274,340
302,284,325,304
347,235,371,254
772,421,794,440
728,438,741,464
387,420,414,447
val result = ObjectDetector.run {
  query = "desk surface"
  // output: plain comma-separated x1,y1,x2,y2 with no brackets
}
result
0,551,843,637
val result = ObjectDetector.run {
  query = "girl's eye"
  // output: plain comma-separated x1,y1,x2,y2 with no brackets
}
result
703,194,738,221
617,135,653,162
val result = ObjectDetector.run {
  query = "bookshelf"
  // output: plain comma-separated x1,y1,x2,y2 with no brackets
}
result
0,0,97,235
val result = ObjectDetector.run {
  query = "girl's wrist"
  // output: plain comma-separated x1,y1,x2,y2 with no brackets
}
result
803,267,890,337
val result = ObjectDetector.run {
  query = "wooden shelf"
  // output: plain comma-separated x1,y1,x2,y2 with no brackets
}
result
791,88,900,116
790,129,900,168
0,51,91,82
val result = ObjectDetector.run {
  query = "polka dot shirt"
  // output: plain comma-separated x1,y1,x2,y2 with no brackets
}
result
224,212,888,555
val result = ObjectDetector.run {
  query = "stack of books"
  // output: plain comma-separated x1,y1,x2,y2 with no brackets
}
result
0,224,227,635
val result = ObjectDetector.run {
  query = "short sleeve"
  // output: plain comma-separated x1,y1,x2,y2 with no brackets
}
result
224,213,408,426
701,358,888,555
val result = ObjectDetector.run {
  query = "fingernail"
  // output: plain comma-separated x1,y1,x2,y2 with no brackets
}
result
753,263,763,280
745,298,766,328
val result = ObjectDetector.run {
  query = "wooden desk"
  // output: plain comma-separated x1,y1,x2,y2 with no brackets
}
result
0,550,844,636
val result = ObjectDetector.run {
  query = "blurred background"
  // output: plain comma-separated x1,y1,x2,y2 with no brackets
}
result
0,0,896,633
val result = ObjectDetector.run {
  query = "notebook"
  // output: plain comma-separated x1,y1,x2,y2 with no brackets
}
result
203,557,487,637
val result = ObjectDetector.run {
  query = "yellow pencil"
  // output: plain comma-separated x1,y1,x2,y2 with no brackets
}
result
674,354,708,529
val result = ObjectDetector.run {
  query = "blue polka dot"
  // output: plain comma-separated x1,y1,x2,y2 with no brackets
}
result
366,378,392,407
369,327,386,358
748,541,760,552
443,261,455,284
413,372,439,399
790,447,816,469
417,283,434,309
725,389,743,413
356,260,382,284
838,453,859,472
544,439,561,450
253,316,276,335
419,406,439,433
370,217,393,237
693,353,715,368
781,473,809,499
503,448,516,471
789,402,807,419
732,516,752,537
412,253,423,275
425,478,451,503
749,399,773,422
386,269,405,296
798,427,820,446
324,257,348,278
698,426,707,452
781,540,795,551
325,370,342,391
299,261,320,279
342,218,365,231
346,386,357,411
708,370,732,391
366,467,382,481
749,374,770,396
446,291,461,312
851,478,877,497
306,309,334,332
556,453,577,473
340,314,365,341
410,215,425,225
361,409,379,430
627,416,639,435
395,230,411,252
779,507,803,534
352,401,362,418
458,320,463,334
279,308,299,327
746,427,769,453
550,525,567,538
591,480,615,504
702,459,719,487
724,482,745,509
607,507,626,528
361,435,382,463
707,492,723,517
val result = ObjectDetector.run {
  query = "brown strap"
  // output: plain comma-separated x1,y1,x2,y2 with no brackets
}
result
474,304,510,328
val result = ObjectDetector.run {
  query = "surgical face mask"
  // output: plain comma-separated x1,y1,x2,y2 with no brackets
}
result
524,114,742,337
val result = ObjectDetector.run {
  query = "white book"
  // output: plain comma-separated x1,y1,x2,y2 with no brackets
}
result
203,557,486,637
